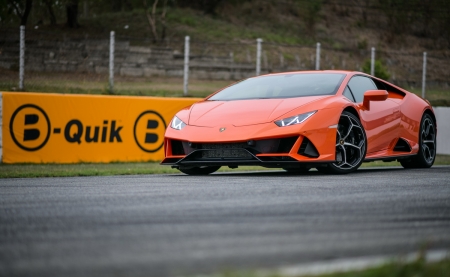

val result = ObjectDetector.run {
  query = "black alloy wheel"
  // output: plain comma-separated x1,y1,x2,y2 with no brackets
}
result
400,113,436,168
317,111,367,174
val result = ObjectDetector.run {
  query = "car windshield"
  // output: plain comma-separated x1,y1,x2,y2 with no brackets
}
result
208,73,346,101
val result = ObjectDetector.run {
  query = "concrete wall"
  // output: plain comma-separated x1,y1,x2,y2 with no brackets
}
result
0,39,258,80
435,107,450,155
1,36,449,87
0,93,2,161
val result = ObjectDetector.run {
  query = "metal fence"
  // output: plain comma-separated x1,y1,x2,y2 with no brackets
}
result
0,26,449,97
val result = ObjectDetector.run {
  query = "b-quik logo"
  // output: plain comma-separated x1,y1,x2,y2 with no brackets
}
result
9,104,51,151
9,104,166,154
10,104,125,152
134,110,166,153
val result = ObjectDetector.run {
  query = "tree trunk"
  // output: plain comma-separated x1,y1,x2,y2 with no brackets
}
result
144,0,159,43
44,0,56,25
20,0,33,26
66,0,79,28
160,0,168,42
111,0,122,12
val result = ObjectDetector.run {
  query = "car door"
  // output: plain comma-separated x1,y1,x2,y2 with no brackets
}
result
345,75,400,154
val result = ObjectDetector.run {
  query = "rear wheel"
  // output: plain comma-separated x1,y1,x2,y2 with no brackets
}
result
178,166,221,175
317,111,367,174
400,113,436,168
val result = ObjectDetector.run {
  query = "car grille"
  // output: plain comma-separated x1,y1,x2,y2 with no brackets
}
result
200,143,253,159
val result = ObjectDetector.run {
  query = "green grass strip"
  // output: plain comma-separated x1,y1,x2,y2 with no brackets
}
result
0,155,449,178
213,254,450,277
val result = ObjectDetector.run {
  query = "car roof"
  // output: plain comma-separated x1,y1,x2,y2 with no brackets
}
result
256,70,362,78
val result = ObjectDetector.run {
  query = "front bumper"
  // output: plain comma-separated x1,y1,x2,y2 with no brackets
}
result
162,133,336,168
162,108,342,168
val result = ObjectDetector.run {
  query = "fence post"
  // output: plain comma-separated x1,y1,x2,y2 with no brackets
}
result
229,52,234,78
19,25,25,90
109,31,115,93
422,52,427,99
183,36,190,96
370,47,375,76
315,42,320,70
256,38,262,76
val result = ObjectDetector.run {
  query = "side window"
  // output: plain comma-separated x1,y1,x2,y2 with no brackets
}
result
347,76,377,103
372,78,386,90
343,86,355,102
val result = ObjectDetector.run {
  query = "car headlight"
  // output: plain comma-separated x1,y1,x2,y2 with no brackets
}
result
170,116,187,130
274,111,317,127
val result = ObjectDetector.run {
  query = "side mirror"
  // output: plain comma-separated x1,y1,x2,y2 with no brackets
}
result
362,90,388,110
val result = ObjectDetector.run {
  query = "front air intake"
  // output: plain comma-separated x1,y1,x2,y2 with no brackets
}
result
171,140,185,155
393,138,412,152
277,136,298,153
298,137,319,158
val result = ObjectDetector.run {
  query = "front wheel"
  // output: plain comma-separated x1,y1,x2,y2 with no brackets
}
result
400,113,436,169
317,111,367,174
178,166,221,175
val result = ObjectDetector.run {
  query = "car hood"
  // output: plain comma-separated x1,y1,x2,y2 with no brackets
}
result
188,96,329,127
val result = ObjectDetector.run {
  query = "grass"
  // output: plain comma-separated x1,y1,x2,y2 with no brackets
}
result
361,154,450,167
1,155,449,179
409,88,450,107
73,6,313,45
0,69,231,98
0,162,277,178
212,254,450,277
1,5,312,52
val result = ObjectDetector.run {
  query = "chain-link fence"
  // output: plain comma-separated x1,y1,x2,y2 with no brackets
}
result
1,27,449,97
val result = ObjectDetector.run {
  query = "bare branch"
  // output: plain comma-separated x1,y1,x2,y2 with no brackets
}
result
8,0,23,18
43,0,56,25
160,0,168,41
152,0,158,17
21,0,32,26
144,0,159,43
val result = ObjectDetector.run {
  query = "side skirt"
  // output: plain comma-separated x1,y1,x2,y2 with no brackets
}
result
363,153,416,163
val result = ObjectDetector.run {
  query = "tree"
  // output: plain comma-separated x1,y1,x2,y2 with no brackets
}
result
362,59,390,80
43,0,56,25
66,0,79,28
143,0,168,43
176,0,223,15
109,0,133,12
0,0,12,26
7,0,33,26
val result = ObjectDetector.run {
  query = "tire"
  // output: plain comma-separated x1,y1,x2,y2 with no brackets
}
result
317,111,367,174
178,166,221,175
400,113,436,169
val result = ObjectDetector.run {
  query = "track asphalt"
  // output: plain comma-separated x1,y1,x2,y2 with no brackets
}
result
1,166,449,277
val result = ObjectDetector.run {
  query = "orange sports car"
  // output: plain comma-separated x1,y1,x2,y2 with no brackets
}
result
161,71,436,175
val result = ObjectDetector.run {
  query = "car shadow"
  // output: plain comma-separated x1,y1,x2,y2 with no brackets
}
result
169,166,410,177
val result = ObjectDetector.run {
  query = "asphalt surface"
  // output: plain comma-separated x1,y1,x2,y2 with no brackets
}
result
1,166,450,277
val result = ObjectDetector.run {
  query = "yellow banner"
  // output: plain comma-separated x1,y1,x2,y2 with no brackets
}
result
2,92,201,163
